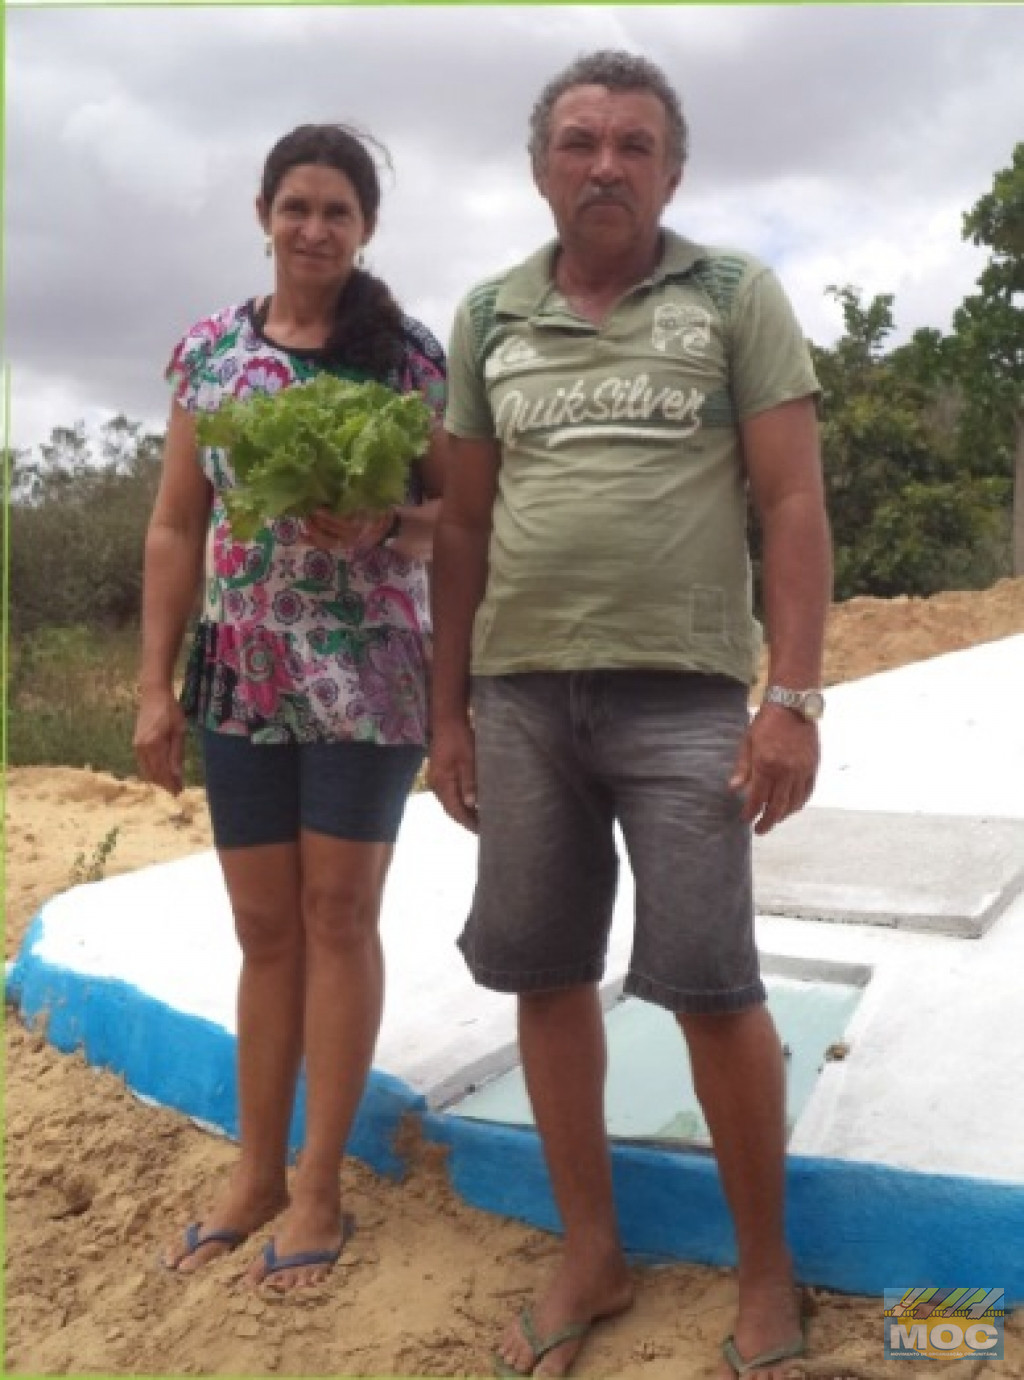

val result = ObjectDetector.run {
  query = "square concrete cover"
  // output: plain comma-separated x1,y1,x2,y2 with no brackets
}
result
753,809,1024,937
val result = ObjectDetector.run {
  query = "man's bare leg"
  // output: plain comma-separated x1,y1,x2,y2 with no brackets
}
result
679,1004,803,1380
497,984,634,1378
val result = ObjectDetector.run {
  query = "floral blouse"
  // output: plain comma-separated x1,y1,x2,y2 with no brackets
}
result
167,301,446,746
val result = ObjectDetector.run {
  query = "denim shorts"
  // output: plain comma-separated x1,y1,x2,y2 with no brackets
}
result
458,671,763,1014
201,729,425,850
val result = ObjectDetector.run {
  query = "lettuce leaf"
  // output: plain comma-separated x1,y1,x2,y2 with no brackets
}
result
196,374,432,540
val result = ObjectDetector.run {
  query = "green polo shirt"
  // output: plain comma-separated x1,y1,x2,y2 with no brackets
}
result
445,230,819,684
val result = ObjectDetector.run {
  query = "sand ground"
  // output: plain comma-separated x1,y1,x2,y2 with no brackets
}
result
6,580,1024,1378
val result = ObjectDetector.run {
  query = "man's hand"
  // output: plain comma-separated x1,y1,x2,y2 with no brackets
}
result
729,704,819,835
134,687,187,797
427,718,479,832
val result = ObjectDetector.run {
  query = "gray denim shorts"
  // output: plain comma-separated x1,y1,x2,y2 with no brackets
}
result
458,670,764,1014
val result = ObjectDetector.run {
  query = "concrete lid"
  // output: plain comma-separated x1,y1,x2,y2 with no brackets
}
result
754,808,1024,937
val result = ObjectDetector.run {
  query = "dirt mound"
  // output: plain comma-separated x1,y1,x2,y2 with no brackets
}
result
822,577,1024,686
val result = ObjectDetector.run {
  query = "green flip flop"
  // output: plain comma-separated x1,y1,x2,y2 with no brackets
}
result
721,1326,806,1376
494,1305,593,1378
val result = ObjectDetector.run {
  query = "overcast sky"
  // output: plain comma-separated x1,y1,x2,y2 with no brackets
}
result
4,3,1022,454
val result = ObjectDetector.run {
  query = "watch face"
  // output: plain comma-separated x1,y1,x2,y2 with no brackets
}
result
801,691,825,721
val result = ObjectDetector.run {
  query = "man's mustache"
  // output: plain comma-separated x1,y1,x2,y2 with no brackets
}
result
580,190,631,209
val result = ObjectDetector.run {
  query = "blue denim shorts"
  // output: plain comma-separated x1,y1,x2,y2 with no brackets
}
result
201,729,425,850
458,671,763,1014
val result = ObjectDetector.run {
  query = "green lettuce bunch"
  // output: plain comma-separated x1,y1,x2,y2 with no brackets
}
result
196,374,432,541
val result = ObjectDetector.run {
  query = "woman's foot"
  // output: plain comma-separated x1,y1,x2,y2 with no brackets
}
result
162,1175,288,1274
244,1187,352,1292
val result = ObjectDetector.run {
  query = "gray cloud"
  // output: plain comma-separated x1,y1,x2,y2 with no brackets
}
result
5,4,1022,451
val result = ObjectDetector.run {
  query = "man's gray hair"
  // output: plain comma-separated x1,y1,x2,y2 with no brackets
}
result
528,50,688,172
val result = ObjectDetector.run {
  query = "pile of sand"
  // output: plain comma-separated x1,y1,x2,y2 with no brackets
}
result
6,580,1024,1377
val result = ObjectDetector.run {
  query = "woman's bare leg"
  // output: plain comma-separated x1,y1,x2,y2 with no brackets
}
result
164,841,303,1271
245,831,392,1290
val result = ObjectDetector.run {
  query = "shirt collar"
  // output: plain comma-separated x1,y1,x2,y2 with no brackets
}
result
494,228,709,322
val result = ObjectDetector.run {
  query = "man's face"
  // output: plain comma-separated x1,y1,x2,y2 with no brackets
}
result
534,85,681,253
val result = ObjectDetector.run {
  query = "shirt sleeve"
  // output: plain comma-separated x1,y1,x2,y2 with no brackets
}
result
729,266,820,421
164,317,220,413
443,296,498,440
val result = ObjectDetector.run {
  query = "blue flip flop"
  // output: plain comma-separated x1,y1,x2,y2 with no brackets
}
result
259,1212,356,1285
162,1220,248,1272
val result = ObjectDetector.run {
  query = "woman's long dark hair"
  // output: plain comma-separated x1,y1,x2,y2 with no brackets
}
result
260,124,404,380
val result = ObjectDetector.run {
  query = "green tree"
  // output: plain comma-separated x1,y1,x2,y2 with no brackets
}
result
814,286,1006,598
100,413,165,476
954,142,1024,573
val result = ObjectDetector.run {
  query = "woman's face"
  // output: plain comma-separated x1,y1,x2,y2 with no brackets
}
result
259,163,372,292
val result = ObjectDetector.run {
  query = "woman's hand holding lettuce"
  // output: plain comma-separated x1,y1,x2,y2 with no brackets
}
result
195,374,432,541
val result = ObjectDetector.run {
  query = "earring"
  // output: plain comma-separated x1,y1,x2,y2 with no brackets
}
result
356,249,365,268
264,238,273,259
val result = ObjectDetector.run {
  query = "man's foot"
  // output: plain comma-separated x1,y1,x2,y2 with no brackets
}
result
244,1193,353,1292
717,1274,806,1380
162,1178,288,1274
496,1253,634,1377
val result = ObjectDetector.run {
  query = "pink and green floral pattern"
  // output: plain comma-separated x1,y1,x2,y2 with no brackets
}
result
169,301,445,745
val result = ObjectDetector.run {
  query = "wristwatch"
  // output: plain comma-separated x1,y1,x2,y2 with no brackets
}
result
381,511,402,545
762,685,825,722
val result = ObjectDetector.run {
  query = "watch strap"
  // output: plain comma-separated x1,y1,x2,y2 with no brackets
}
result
762,685,825,721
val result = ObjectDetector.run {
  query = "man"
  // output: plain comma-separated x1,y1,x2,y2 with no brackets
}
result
429,50,831,1380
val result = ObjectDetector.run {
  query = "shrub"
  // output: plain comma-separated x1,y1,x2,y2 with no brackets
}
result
8,625,204,787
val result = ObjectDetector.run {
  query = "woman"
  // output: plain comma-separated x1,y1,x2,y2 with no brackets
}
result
133,124,445,1291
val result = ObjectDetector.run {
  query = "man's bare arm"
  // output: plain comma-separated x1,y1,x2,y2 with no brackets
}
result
427,434,500,830
732,396,833,834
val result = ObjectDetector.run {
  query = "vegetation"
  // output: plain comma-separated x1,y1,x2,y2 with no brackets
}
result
5,149,1021,775
6,416,163,634
812,286,1009,600
197,374,432,539
4,416,203,785
954,142,1024,573
69,826,122,887
6,623,204,786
